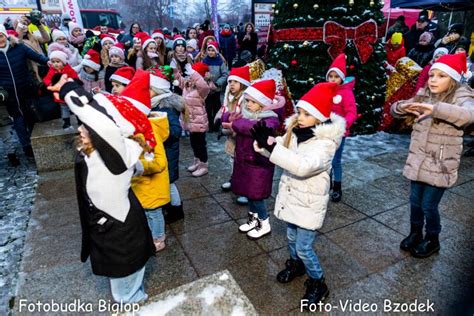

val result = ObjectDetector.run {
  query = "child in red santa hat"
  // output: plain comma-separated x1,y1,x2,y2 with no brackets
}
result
110,66,135,95
44,44,79,129
222,79,284,239
77,49,106,94
176,62,211,177
151,29,168,65
135,32,160,70
104,43,128,93
149,66,187,223
48,70,159,304
217,65,251,204
99,34,117,68
391,53,474,258
325,53,357,202
253,82,346,308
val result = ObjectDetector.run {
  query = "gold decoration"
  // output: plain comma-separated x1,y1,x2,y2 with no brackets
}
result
313,4,319,9
302,40,309,47
370,0,375,6
293,3,299,9
308,77,314,83
248,59,266,81
283,43,289,50
386,57,423,100
349,0,354,5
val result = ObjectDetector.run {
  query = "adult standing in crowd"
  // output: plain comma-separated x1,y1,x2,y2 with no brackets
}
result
387,16,409,39
434,23,465,54
238,22,258,59
197,20,214,49
0,25,49,160
186,27,198,40
404,10,440,53
60,13,72,35
26,10,51,54
219,24,237,69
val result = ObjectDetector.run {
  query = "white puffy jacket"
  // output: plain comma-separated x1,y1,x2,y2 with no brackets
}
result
256,113,346,230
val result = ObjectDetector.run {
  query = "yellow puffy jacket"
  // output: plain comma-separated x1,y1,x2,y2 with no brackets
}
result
131,112,171,209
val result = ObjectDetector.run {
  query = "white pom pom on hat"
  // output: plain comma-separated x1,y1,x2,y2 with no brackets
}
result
333,95,342,104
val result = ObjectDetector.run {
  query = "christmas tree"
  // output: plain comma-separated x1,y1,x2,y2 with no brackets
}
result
267,0,387,134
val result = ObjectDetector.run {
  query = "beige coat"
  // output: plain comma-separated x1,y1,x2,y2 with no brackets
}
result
255,113,346,230
391,86,474,188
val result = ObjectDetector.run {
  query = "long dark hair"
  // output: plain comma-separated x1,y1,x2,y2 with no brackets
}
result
129,23,142,35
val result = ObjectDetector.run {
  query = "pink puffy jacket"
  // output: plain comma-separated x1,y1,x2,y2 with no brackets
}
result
333,77,357,136
178,72,211,133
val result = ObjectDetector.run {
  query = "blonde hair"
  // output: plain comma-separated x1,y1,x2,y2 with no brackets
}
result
100,47,110,68
227,82,246,112
75,135,95,156
283,113,321,148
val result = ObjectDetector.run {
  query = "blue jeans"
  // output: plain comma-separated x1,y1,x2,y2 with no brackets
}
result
12,115,32,148
60,103,71,119
410,181,446,236
331,137,346,182
145,208,165,239
287,223,323,280
109,265,147,303
248,199,268,220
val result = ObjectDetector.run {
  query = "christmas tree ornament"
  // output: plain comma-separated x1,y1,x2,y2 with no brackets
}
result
371,95,376,101
275,9,279,15
283,43,289,50
313,4,319,9
308,77,314,83
303,40,310,47
293,3,299,9
349,0,354,6
272,3,276,8
291,59,298,66
370,0,375,6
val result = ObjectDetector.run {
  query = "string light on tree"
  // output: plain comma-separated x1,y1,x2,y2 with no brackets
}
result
275,9,279,14
308,77,314,83
293,3,299,9
272,3,276,8
370,0,375,6
313,4,319,9
349,0,354,6
303,40,310,47
283,43,289,50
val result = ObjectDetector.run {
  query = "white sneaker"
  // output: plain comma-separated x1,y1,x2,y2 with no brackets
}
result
221,181,231,191
192,162,208,177
236,196,248,205
239,212,258,233
187,158,200,172
247,218,271,240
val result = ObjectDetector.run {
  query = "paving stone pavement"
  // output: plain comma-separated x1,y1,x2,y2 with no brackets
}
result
6,131,474,315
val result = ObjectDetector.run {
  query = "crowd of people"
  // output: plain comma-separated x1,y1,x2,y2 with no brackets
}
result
1,9,473,310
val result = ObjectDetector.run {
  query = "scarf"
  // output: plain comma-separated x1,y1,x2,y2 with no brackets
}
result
293,126,315,144
147,52,159,59
79,68,104,81
108,61,127,68
69,34,85,45
203,54,223,66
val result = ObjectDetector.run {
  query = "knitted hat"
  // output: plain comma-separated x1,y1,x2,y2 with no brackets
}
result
68,22,82,36
432,47,449,59
419,31,433,43
192,62,209,77
173,37,186,50
326,53,346,81
391,32,403,45
52,29,68,42
187,39,198,50
149,67,172,92
121,69,153,115
430,53,467,82
228,65,251,86
100,34,116,46
207,40,219,52
151,29,165,40
244,79,277,108
296,82,340,122
48,42,73,61
448,23,464,35
110,66,135,85
108,44,125,60
82,49,101,71
49,50,68,64
103,93,156,149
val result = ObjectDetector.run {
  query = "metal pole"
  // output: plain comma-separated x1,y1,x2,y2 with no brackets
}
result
36,0,42,11
384,8,392,43
448,10,453,26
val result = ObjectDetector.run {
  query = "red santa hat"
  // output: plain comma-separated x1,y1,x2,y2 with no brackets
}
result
134,32,155,49
326,53,347,81
207,40,219,52
149,67,172,92
430,53,467,82
192,62,209,78
151,29,165,40
108,44,125,60
103,94,156,149
228,65,251,87
100,34,117,46
110,66,135,85
121,69,153,115
82,49,101,71
244,79,277,108
296,82,340,122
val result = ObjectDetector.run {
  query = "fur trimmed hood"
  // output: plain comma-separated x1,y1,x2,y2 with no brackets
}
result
285,112,346,146
152,93,185,113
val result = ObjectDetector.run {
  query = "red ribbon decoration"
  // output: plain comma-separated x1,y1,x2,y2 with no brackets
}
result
269,19,379,64
323,19,378,64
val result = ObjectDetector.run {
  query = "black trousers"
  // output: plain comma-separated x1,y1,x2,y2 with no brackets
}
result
190,132,208,163
205,92,221,132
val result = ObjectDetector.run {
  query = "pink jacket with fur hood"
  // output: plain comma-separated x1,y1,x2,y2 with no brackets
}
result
333,77,357,136
178,71,211,133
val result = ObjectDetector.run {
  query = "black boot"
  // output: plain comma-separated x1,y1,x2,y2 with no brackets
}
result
331,181,342,202
302,277,330,308
400,225,423,251
23,145,34,158
164,203,184,224
411,234,440,258
62,118,71,129
7,153,20,167
277,258,306,283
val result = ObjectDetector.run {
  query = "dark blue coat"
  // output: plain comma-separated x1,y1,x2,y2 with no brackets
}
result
0,42,48,90
218,32,237,66
156,106,182,183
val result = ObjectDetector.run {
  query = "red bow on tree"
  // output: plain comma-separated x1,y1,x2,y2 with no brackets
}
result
323,19,378,64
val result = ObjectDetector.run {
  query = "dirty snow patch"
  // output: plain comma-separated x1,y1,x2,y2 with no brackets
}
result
219,273,229,281
136,292,186,316
197,285,226,306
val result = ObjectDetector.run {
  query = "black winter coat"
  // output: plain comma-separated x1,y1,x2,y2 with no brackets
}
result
408,44,435,68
